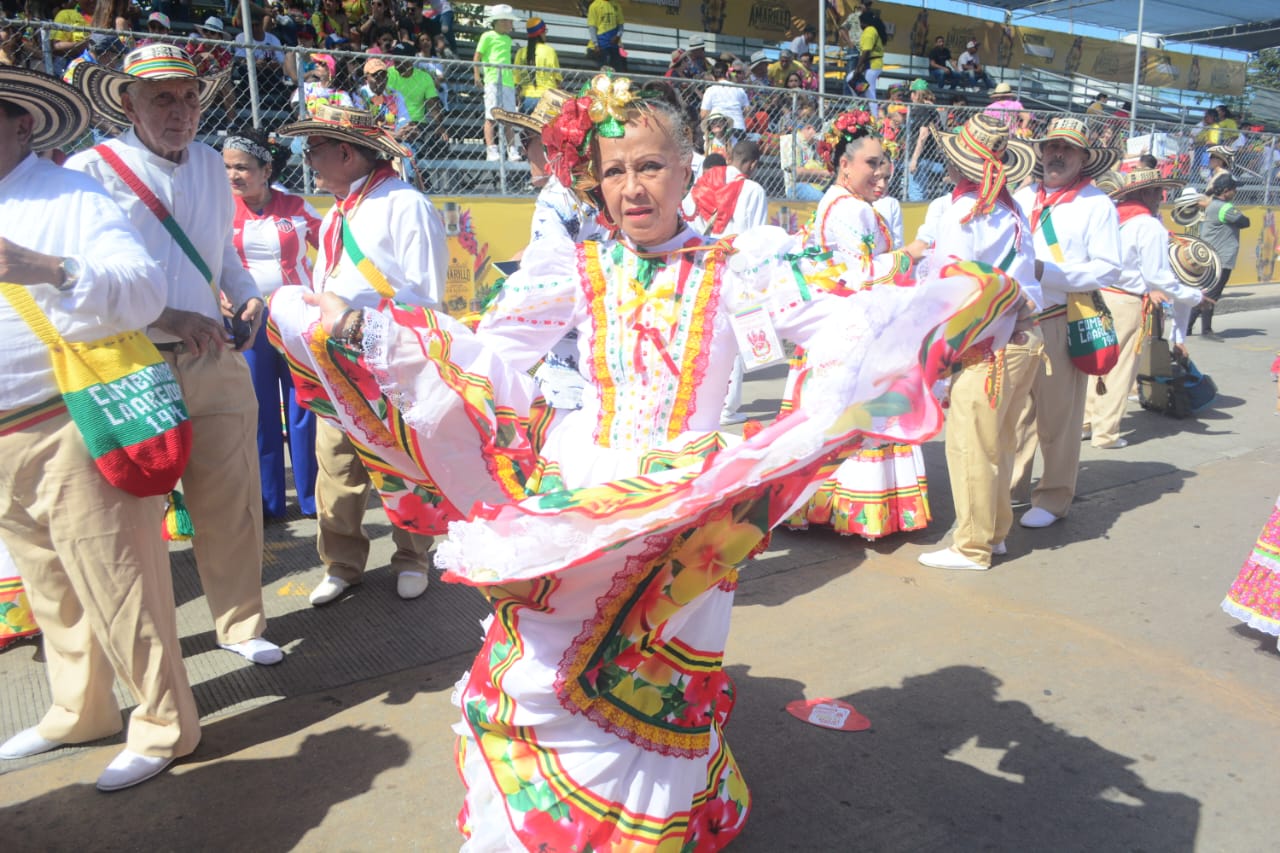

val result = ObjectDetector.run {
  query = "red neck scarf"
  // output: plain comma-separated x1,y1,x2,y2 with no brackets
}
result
953,178,1016,216
1030,176,1091,232
1115,198,1154,227
322,162,398,283
689,166,746,236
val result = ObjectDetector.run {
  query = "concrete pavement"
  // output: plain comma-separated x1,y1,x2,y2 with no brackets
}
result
3,307,1280,851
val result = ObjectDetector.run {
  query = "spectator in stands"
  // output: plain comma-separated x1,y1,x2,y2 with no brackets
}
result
663,49,685,78
957,40,994,91
700,62,749,134
284,23,320,82
50,0,90,61
927,35,960,89
138,12,172,47
1086,92,1108,116
434,32,457,61
702,112,734,159
789,25,817,58
983,82,1024,127
945,92,973,131
514,17,561,114
234,12,286,68
397,0,428,44
389,43,447,152
359,57,411,136
683,35,711,78
768,49,809,87
798,50,820,91
587,0,625,71
1114,100,1131,120
292,52,355,114
746,50,770,88
474,4,520,162
313,0,351,44
424,1,457,56
358,0,397,48
416,34,450,109
89,0,133,35
366,25,398,55
853,9,886,113
1215,105,1239,144
781,116,829,201
907,81,944,202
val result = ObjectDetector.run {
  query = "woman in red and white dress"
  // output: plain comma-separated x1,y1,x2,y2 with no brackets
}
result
223,129,322,519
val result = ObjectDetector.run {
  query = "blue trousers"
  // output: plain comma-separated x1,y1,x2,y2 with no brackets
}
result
243,311,317,517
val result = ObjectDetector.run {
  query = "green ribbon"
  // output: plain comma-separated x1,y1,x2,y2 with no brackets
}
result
634,256,666,288
784,246,836,301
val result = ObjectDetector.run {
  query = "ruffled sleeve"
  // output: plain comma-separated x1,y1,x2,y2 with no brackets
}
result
720,225,864,347
814,192,915,288
475,233,587,372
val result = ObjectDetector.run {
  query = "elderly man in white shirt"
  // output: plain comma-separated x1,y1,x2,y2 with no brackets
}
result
917,114,1043,571
68,45,281,666
1083,169,1189,450
272,103,447,607
1012,117,1122,528
0,67,199,792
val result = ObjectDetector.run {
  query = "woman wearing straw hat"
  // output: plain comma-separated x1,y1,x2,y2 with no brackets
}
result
268,76,1019,850
917,113,1041,571
1082,168,1187,450
1010,116,1122,528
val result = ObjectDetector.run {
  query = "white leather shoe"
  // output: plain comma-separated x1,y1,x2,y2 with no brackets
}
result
1020,507,1060,528
0,727,64,760
720,412,748,426
96,749,173,792
397,571,430,600
1094,438,1128,449
918,548,989,571
220,637,284,666
309,575,351,606
991,541,1007,556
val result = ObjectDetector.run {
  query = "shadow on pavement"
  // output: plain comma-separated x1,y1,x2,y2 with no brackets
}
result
1,725,410,853
730,664,1200,852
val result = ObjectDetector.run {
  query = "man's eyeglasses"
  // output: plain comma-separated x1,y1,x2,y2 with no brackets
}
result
303,139,336,160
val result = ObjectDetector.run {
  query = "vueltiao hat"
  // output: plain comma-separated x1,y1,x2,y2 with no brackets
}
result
1170,186,1205,227
1031,116,1120,181
936,112,1035,186
1167,233,1221,291
0,66,91,151
73,44,230,129
1206,144,1234,166
1106,167,1183,200
492,87,572,133
276,102,411,160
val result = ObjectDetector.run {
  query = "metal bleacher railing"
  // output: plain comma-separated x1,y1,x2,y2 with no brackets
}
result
6,17,1278,206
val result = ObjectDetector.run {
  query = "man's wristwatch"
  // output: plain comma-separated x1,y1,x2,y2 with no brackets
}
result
56,256,81,292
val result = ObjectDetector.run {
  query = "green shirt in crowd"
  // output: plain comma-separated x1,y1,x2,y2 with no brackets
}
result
388,67,438,123
474,29,515,87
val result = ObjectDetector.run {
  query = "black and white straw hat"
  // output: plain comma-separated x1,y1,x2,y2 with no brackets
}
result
0,66,91,151
73,44,231,129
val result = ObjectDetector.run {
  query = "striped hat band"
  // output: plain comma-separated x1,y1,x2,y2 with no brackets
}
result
123,54,198,79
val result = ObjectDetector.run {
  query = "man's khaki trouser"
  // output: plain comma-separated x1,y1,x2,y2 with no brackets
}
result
946,329,1044,565
0,412,200,758
1011,314,1089,518
163,347,267,645
1084,291,1145,447
315,419,433,584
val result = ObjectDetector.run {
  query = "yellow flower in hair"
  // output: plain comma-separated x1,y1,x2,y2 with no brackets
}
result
586,74,634,138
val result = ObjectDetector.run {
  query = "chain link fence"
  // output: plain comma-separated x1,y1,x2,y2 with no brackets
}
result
5,17,1279,206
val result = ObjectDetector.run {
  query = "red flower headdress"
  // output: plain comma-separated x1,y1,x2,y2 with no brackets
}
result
541,74,637,208
815,109,880,173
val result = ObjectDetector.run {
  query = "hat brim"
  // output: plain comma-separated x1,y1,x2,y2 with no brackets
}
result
1167,234,1221,291
73,62,230,129
0,66,91,151
936,133,1036,187
1030,139,1120,182
490,107,543,133
276,117,411,160
1108,176,1184,200
1169,199,1205,227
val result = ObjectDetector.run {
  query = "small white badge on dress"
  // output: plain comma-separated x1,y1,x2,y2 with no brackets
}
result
729,305,786,372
